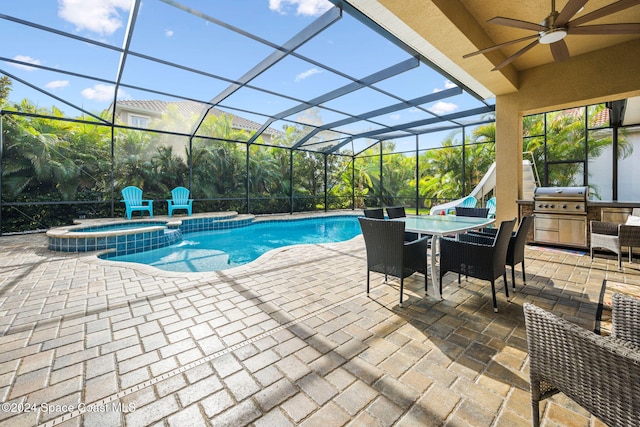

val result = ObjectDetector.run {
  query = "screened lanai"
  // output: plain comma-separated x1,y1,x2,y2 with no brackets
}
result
0,0,499,234
3,3,640,426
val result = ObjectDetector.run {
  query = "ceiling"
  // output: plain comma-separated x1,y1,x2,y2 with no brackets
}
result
346,0,640,98
459,0,640,69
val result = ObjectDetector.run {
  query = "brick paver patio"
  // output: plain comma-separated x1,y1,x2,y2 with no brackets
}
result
1,214,637,426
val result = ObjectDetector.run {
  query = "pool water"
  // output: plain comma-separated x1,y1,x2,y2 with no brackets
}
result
105,216,362,272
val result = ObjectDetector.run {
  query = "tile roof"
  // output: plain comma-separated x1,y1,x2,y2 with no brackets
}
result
561,106,610,127
115,100,282,136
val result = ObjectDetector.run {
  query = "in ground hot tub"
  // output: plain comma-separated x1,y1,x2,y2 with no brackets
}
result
46,212,252,256
46,220,182,255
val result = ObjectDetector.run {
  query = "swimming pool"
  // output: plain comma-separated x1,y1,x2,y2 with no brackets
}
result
102,215,362,272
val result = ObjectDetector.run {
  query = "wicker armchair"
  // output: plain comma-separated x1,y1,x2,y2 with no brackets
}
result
468,215,535,288
524,294,640,427
455,206,489,217
612,292,640,346
590,220,640,269
358,217,429,307
439,218,516,312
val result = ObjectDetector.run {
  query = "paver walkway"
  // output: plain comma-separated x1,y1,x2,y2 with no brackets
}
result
0,215,637,426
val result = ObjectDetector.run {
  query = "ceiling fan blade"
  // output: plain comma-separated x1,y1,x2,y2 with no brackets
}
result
492,40,540,71
569,23,640,34
556,0,589,26
488,16,547,32
463,34,539,58
569,0,640,26
550,39,570,62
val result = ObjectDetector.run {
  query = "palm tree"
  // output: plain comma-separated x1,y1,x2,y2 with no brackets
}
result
381,150,417,206
114,128,154,189
2,100,85,201
190,114,251,199
419,133,464,201
523,104,631,190
147,145,188,193
249,145,285,196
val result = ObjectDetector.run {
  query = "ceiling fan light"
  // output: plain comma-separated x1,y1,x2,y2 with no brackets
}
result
539,28,567,44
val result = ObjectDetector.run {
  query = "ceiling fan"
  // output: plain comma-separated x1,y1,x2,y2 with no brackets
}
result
464,0,640,71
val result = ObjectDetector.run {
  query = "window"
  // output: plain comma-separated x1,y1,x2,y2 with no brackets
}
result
522,103,640,201
130,115,149,128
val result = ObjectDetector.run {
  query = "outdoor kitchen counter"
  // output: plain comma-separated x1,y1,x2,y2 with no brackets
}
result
518,200,640,249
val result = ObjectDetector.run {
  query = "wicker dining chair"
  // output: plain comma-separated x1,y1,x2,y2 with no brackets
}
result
364,208,385,219
439,218,516,312
385,206,407,219
524,293,640,427
386,206,420,241
358,217,429,307
468,215,535,288
454,206,489,218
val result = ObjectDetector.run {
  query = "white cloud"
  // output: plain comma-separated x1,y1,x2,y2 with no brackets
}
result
12,55,41,71
165,29,174,37
389,114,401,121
433,79,458,93
81,84,114,101
269,0,333,16
46,80,70,90
428,101,458,115
295,68,322,82
81,84,130,102
444,80,457,89
58,0,132,36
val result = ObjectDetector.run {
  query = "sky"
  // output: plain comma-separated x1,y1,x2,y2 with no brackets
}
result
1,0,493,150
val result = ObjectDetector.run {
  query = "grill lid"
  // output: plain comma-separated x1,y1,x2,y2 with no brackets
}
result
534,186,588,200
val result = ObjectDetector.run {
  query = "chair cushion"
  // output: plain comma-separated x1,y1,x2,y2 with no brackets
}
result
625,215,640,226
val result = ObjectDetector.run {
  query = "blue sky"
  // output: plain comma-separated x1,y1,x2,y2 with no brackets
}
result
1,0,491,150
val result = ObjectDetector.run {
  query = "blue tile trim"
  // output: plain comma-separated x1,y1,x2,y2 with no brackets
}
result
48,225,185,256
177,216,254,234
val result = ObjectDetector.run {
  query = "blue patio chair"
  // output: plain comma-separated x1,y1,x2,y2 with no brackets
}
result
460,195,478,208
121,186,153,220
486,197,497,218
167,186,193,217
446,195,477,214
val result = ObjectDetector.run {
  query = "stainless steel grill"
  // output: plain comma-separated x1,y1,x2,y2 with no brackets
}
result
533,186,588,248
533,186,588,215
